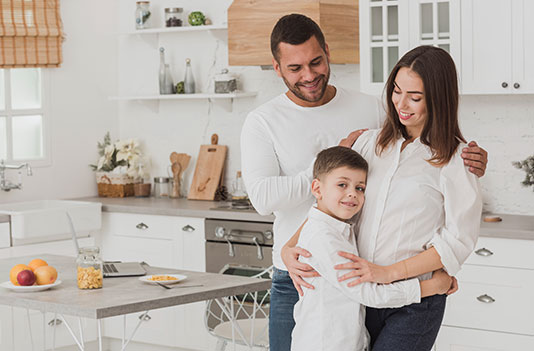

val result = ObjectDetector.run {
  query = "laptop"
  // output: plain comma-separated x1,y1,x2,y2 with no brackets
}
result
103,261,147,277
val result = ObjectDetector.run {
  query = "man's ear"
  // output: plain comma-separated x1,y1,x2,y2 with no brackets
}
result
311,179,322,200
324,43,331,61
272,57,282,78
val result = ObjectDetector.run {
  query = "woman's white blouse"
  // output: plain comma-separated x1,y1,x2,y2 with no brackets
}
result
353,129,482,277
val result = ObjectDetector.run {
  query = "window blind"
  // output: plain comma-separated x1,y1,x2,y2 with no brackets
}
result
0,0,64,68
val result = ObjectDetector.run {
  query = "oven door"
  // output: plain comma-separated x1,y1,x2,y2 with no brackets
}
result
205,241,273,274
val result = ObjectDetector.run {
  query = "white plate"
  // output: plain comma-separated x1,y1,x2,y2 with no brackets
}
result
0,280,62,293
139,274,187,285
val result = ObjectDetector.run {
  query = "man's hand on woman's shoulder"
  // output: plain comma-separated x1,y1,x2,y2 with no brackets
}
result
461,141,488,177
339,129,369,148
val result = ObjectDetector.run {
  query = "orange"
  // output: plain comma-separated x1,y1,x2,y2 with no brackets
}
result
28,258,48,272
34,265,58,285
10,264,31,285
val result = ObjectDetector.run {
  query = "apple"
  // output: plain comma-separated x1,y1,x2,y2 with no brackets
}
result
17,269,36,286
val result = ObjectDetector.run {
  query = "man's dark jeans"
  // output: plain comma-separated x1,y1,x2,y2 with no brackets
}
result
269,267,299,351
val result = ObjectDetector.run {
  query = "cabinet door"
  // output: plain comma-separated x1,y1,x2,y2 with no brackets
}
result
435,326,534,351
460,0,513,94
511,0,534,93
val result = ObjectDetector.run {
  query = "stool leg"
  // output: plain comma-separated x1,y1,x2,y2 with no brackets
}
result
215,339,227,351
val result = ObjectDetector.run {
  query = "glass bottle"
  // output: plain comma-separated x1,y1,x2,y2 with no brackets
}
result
231,171,248,200
184,58,195,94
159,48,174,94
76,246,103,289
165,8,184,27
135,1,151,30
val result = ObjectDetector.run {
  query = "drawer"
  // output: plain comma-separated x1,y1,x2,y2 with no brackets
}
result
465,236,534,270
102,212,180,240
442,265,534,335
435,326,534,351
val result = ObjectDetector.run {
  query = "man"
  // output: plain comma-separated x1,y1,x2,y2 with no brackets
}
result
240,14,488,351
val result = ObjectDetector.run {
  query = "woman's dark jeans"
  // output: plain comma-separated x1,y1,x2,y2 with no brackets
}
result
269,267,299,351
366,294,447,351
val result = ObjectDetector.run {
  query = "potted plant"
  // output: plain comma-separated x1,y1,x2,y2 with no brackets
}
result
513,155,534,191
90,133,150,197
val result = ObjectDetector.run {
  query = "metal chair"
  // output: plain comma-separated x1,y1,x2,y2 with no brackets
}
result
205,265,272,351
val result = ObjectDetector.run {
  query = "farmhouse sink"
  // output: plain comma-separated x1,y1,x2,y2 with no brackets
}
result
0,200,102,240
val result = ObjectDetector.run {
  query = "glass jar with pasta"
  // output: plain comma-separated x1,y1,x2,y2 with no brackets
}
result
76,246,103,289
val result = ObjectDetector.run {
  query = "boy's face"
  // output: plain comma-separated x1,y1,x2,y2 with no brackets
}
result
312,166,367,221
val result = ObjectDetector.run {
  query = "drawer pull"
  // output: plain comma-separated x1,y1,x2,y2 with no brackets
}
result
139,312,151,321
477,294,495,304
475,248,493,257
136,222,149,230
48,318,62,326
182,225,195,232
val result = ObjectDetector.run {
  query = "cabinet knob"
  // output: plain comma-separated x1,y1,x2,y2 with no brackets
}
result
501,82,508,88
514,82,520,89
264,230,273,240
477,294,495,304
215,226,226,238
136,222,149,230
48,318,62,326
182,224,195,232
139,312,151,321
475,247,493,257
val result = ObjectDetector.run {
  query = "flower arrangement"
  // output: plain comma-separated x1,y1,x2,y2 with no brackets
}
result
513,155,534,191
90,132,149,181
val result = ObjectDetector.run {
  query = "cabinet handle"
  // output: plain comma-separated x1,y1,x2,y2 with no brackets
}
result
139,312,151,321
514,82,520,89
501,82,508,88
48,318,62,326
182,224,195,232
477,294,495,304
136,222,149,230
475,247,493,257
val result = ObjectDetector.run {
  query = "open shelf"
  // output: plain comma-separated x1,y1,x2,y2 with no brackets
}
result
123,24,228,35
109,92,257,101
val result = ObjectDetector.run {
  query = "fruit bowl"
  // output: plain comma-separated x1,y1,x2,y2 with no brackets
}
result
0,280,62,293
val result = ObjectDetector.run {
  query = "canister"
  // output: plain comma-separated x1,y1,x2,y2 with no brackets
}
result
153,176,171,198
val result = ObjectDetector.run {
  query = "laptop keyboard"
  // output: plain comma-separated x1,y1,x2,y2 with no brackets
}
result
103,263,118,274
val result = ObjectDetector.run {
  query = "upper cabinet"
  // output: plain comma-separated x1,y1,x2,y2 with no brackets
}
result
360,0,459,96
460,0,534,94
228,0,359,66
360,0,534,96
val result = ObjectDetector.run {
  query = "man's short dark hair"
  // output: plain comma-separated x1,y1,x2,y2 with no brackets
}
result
313,146,368,180
270,13,327,63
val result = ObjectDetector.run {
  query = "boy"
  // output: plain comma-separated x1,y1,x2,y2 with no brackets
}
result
291,146,453,351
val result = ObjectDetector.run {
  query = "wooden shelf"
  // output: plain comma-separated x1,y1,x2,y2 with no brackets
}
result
109,92,257,101
123,24,227,35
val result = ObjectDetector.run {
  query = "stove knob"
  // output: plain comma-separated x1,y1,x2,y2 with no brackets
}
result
264,230,273,240
215,226,226,238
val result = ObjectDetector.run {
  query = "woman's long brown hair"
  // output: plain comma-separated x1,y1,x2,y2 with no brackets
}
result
376,45,466,166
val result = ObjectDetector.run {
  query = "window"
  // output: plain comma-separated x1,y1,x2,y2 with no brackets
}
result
0,68,48,164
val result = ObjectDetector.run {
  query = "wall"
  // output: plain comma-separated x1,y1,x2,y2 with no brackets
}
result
0,0,119,203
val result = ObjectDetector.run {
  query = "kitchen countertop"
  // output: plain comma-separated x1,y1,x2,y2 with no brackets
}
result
78,197,275,223
0,254,271,319
77,197,534,240
0,215,9,223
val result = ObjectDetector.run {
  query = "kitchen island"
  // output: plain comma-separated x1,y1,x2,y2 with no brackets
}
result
0,254,271,350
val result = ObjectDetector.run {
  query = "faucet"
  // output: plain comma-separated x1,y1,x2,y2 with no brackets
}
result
0,160,33,191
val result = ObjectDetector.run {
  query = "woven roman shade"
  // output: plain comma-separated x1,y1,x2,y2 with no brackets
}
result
0,0,63,68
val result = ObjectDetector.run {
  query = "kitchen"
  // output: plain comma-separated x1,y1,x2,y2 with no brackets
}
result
0,0,533,350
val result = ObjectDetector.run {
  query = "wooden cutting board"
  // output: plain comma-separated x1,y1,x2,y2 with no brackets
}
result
188,134,227,200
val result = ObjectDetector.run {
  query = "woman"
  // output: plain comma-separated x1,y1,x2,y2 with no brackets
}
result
282,45,482,350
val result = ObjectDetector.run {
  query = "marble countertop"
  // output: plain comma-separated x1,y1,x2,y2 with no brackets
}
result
78,197,275,223
480,213,534,240
0,254,271,319
0,215,8,223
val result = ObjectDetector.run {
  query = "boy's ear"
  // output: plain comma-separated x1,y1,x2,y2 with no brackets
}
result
311,179,322,200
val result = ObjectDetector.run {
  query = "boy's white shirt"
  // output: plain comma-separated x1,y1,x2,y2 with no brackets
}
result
241,88,382,270
291,206,421,351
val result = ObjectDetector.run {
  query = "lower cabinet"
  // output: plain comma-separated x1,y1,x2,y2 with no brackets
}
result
436,236,534,349
99,212,210,350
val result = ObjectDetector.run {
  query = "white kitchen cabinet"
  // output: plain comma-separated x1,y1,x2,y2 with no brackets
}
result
436,236,534,348
100,212,208,350
460,0,534,94
360,0,460,96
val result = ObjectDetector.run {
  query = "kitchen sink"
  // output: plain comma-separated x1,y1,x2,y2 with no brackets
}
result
0,200,102,241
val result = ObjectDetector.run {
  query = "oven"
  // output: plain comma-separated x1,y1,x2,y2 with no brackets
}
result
205,218,273,274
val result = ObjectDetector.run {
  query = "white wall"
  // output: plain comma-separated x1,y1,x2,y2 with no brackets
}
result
0,0,119,203
2,0,533,216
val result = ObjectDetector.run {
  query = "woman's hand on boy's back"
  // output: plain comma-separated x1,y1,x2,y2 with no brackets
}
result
335,251,395,286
